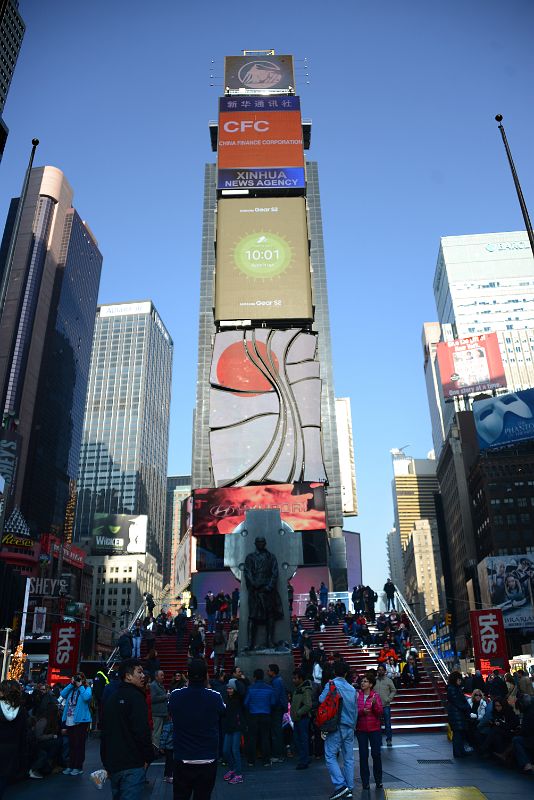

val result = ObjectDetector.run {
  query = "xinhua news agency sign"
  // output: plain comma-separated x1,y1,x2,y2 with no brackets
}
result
470,608,509,676
48,622,81,682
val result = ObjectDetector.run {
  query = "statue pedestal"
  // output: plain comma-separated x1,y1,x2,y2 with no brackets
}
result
236,650,294,691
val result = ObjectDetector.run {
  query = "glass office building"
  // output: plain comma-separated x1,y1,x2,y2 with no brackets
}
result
75,301,173,571
192,161,343,533
0,0,25,159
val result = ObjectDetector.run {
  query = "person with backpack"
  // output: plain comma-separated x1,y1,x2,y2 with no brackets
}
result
290,669,313,770
318,661,357,800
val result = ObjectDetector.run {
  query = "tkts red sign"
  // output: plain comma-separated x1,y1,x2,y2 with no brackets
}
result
470,609,509,677
48,622,81,684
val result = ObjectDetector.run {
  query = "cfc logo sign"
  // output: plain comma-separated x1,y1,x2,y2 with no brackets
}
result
223,120,269,133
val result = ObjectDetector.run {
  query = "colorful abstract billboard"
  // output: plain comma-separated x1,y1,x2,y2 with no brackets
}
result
192,483,326,536
477,555,534,630
91,513,147,554
214,197,312,323
224,55,295,94
436,333,506,398
209,329,326,486
218,96,304,190
470,609,509,675
473,388,534,450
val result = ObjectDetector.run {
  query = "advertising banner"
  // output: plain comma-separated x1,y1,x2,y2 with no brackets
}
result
478,555,534,629
215,197,312,323
218,96,304,190
0,429,20,498
193,482,326,536
29,575,72,597
175,530,192,594
436,333,506,399
473,388,534,450
40,533,86,569
48,622,81,683
470,609,509,676
91,513,147,554
32,607,47,635
224,55,295,94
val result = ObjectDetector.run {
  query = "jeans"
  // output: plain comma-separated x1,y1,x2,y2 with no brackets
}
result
110,767,145,800
356,730,382,786
386,597,395,611
382,706,392,741
512,735,534,769
223,731,242,773
207,613,216,633
270,708,284,759
132,638,141,657
451,727,466,758
173,760,217,800
247,713,271,763
152,716,164,748
292,716,310,767
324,724,354,790
66,722,88,770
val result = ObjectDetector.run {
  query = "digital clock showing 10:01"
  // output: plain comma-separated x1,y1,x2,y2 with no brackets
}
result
234,231,292,278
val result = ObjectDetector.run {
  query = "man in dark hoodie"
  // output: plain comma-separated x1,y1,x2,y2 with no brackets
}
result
100,659,154,800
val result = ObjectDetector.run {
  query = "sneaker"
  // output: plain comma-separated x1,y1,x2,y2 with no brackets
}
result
386,739,392,747
223,771,235,781
376,783,383,789
329,788,350,800
70,769,83,776
29,770,43,779
229,774,243,784
262,761,271,767
271,757,285,763
63,768,72,775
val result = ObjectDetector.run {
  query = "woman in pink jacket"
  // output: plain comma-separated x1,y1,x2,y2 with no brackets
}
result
356,672,383,790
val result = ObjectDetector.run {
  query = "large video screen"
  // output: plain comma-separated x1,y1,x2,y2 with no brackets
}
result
214,197,312,323
192,483,326,536
224,55,295,93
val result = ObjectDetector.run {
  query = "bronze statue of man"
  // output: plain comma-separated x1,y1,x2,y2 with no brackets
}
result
243,535,284,649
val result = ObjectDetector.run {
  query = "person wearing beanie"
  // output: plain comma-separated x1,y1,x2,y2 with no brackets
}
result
168,659,225,799
222,680,244,784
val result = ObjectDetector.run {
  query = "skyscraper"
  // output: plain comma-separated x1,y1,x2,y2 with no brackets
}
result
165,475,191,588
74,301,173,572
0,166,102,535
390,450,439,551
0,0,25,160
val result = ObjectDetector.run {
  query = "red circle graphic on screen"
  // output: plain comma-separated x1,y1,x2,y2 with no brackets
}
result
217,341,278,396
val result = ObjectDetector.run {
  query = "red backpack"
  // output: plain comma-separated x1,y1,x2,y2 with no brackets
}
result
316,680,343,732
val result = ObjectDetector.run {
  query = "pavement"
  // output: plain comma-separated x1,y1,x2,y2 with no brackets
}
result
5,732,533,800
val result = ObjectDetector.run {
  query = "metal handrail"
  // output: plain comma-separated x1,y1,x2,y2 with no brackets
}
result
394,587,450,685
105,586,171,669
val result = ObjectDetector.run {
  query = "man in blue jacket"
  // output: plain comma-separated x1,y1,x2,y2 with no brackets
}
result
168,658,225,799
267,663,288,762
244,668,275,767
319,660,358,800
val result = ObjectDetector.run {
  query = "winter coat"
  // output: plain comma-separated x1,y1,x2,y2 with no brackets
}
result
60,684,93,724
150,680,168,718
290,679,313,722
222,694,244,734
100,682,154,774
447,685,470,732
356,690,383,732
0,702,28,778
319,678,357,728
467,697,487,721
118,633,133,659
375,675,397,707
226,629,238,651
213,630,227,655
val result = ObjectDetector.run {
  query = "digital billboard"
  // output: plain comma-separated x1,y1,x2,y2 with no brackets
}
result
436,333,506,398
214,197,312,323
218,96,304,190
224,55,295,94
209,328,326,486
473,387,534,450
192,483,326,536
478,555,534,630
91,513,147,555
470,609,509,675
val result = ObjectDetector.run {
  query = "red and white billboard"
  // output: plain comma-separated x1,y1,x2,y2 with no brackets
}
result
436,333,506,398
48,622,81,684
193,483,326,536
40,533,86,569
470,608,509,677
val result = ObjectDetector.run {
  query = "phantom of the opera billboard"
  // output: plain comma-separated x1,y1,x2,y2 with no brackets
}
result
478,555,534,630
473,387,534,451
436,333,506,399
224,55,295,94
192,483,326,536
209,328,326,487
217,96,305,190
214,197,312,323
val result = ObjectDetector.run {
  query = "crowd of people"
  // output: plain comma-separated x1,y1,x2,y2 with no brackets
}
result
447,666,534,774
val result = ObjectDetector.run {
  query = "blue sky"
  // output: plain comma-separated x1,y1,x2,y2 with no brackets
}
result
2,0,533,591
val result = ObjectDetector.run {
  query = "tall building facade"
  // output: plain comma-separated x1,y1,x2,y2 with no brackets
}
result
403,519,445,622
390,451,439,551
0,166,102,535
386,527,405,592
74,301,173,571
0,0,25,159
335,397,358,517
165,475,191,587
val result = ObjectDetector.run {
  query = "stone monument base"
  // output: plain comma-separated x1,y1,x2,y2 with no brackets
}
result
236,650,294,691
